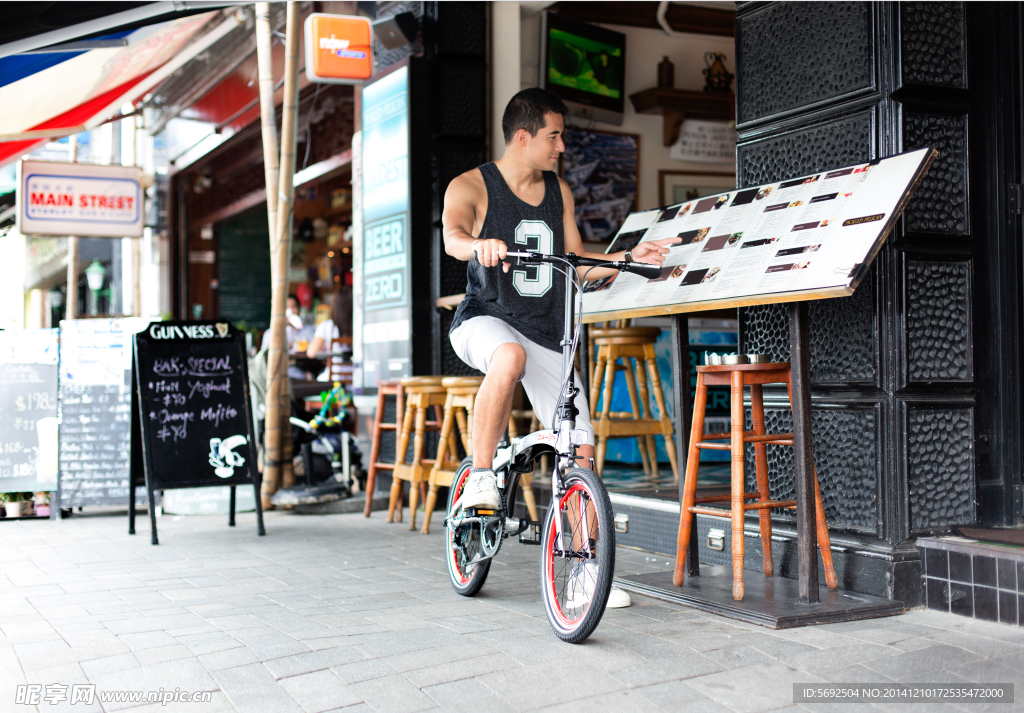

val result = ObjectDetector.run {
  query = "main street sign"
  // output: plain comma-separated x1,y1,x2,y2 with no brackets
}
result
17,160,144,238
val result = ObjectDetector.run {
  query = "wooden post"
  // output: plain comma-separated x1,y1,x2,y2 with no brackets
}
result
788,302,818,603
66,135,79,320
254,1,282,506
670,314,699,577
263,1,301,503
125,114,141,317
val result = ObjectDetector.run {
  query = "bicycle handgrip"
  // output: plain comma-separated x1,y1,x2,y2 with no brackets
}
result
620,261,663,279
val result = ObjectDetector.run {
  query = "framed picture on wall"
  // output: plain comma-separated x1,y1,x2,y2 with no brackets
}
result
560,127,639,242
658,170,736,208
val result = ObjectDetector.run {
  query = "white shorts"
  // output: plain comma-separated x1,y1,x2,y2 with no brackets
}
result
450,316,594,445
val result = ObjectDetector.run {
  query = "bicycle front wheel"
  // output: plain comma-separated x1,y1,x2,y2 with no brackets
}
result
540,467,615,643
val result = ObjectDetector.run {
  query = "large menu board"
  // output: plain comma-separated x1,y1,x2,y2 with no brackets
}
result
582,148,936,321
0,330,59,493
58,318,151,508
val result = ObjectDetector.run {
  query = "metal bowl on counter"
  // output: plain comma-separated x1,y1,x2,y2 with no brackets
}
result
746,353,771,364
721,354,749,365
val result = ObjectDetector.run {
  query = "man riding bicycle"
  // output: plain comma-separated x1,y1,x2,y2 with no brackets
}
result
442,88,678,610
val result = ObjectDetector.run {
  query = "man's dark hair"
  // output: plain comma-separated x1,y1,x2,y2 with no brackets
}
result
502,88,568,145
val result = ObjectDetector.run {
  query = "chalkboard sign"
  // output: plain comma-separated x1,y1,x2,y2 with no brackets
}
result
57,319,151,510
0,330,59,494
131,321,264,543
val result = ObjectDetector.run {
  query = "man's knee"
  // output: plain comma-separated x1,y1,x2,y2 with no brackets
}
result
488,343,526,381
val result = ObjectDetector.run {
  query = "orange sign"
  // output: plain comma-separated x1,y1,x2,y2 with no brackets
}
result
304,14,373,84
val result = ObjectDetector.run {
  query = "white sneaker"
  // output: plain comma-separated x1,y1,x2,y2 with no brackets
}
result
460,469,501,509
564,562,632,609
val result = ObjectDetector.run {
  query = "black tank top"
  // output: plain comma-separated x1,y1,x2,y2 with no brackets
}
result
450,163,565,352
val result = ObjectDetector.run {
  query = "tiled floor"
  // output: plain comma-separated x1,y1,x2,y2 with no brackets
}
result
1,509,1023,712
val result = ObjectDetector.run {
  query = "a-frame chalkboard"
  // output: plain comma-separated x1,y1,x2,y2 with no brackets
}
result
129,321,265,544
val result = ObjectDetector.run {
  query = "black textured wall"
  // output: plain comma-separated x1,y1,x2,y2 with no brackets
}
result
735,2,976,598
374,2,487,376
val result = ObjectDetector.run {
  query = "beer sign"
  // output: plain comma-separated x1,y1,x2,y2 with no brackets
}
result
17,160,143,238
304,13,373,84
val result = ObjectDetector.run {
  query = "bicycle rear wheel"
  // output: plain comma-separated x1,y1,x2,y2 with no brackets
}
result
540,467,615,643
445,457,491,596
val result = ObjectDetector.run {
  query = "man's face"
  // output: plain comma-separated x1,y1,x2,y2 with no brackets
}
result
521,112,565,171
286,297,300,314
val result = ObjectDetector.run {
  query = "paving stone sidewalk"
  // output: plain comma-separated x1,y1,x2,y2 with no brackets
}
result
1,509,1023,713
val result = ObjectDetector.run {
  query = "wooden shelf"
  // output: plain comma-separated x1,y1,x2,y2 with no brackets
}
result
629,88,734,146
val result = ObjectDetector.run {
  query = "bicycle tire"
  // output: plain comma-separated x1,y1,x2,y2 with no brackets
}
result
445,457,491,596
539,467,615,643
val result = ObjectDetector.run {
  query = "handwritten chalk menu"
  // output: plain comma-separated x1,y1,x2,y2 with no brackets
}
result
0,329,59,493
132,321,264,542
582,148,937,321
58,318,151,508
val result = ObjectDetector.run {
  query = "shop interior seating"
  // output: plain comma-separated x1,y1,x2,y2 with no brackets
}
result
328,337,354,387
590,326,678,480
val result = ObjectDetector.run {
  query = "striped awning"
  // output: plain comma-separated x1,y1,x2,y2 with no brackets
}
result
0,11,229,167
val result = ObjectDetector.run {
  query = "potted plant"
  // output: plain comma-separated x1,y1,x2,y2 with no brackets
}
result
5,493,34,517
34,492,50,518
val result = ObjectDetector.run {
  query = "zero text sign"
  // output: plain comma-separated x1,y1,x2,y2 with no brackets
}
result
17,160,144,238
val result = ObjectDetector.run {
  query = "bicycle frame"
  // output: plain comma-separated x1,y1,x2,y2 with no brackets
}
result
487,252,662,543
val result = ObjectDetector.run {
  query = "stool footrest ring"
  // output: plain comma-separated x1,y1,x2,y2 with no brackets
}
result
701,431,795,443
688,499,796,518
694,492,759,504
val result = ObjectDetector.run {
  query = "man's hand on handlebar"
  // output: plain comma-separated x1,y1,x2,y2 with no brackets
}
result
473,238,510,273
628,237,683,265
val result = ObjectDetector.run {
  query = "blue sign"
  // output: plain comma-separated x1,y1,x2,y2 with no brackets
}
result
360,65,411,385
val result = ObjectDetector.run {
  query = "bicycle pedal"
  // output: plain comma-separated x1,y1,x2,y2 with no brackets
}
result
518,523,542,545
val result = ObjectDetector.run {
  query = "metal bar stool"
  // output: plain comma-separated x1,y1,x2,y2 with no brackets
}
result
388,376,447,528
590,327,678,481
420,376,483,534
673,360,838,600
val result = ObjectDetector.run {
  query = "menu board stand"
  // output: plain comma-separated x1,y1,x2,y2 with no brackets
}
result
128,322,265,544
789,301,817,603
605,150,938,627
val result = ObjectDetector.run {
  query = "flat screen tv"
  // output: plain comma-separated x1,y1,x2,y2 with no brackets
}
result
540,12,626,125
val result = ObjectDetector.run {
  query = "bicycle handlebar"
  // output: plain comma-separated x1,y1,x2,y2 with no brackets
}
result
504,251,664,280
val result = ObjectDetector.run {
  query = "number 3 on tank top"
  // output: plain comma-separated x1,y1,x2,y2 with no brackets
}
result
512,220,553,297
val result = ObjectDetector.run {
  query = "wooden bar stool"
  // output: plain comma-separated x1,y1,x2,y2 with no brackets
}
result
506,409,541,523
388,377,447,528
364,380,404,517
673,361,838,601
590,327,678,481
421,376,482,534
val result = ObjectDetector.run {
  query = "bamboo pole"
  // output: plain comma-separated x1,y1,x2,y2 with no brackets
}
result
254,2,282,507
66,135,79,321
255,3,280,250
263,1,301,504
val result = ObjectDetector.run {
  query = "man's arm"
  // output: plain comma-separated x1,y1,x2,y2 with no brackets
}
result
560,177,678,280
442,171,510,272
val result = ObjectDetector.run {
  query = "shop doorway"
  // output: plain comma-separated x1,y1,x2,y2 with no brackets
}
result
218,206,272,329
968,2,1024,529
